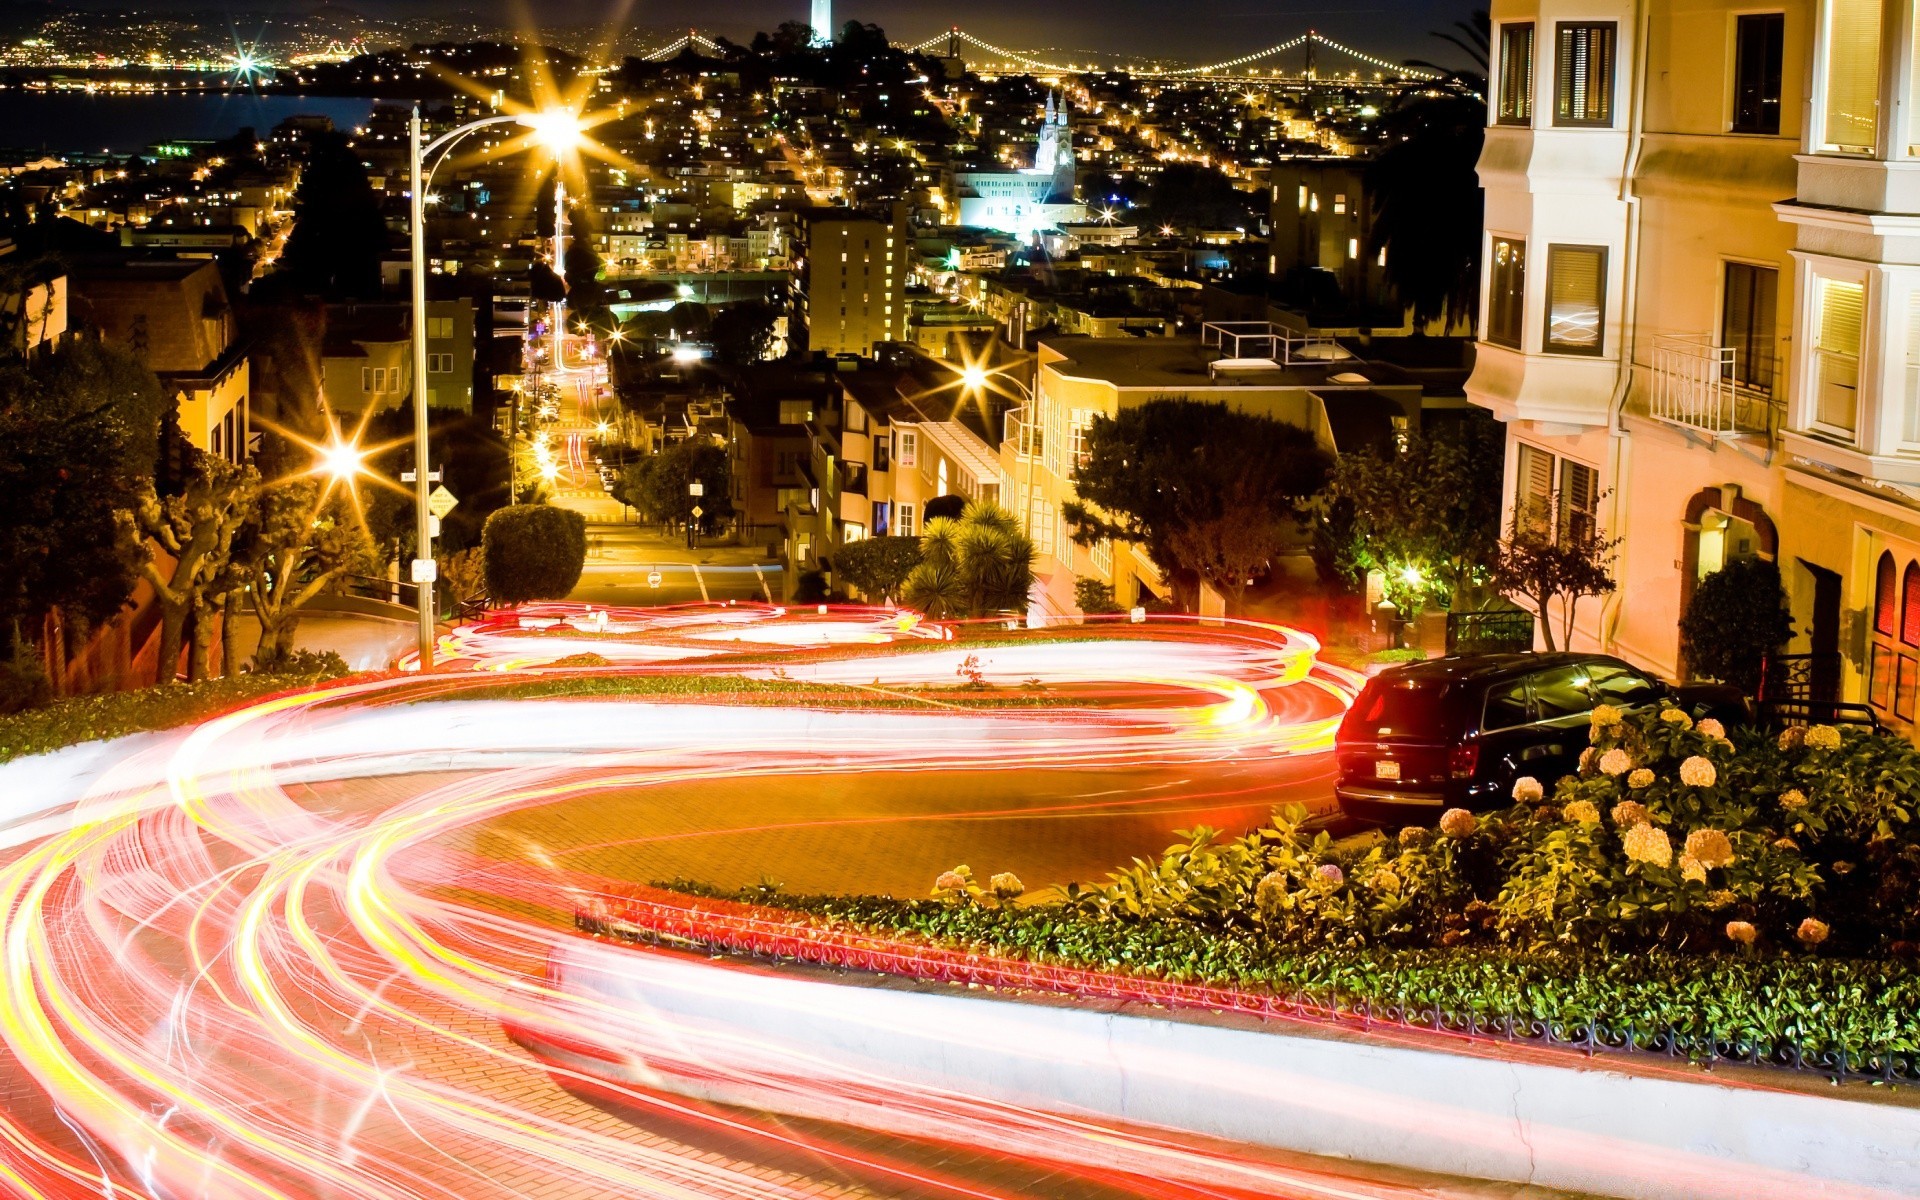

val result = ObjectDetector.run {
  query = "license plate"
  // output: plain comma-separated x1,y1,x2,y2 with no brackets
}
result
1374,760,1401,781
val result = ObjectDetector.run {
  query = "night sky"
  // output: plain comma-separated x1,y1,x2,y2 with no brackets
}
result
235,0,1479,68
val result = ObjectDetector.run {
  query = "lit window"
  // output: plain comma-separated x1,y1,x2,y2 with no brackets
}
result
1812,276,1864,435
1545,244,1607,355
1498,23,1535,124
1487,237,1526,349
1554,22,1617,126
1823,0,1882,151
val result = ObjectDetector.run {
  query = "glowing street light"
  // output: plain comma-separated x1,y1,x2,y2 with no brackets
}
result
406,103,588,669
315,438,366,482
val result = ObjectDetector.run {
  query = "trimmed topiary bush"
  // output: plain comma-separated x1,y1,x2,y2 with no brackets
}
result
481,504,588,606
1681,556,1794,694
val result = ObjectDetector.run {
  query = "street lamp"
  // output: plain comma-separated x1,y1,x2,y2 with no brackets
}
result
408,104,583,668
954,360,1042,551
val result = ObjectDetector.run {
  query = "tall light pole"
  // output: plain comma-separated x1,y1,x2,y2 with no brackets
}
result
408,104,583,668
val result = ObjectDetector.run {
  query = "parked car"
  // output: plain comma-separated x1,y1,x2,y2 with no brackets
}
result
1333,653,1748,826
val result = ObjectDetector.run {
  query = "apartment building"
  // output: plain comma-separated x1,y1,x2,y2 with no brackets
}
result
1268,156,1390,312
1473,0,1920,728
71,260,250,462
795,207,912,357
319,299,476,417
1011,325,1419,616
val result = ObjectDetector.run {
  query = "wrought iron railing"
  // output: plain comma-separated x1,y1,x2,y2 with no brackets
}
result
1446,609,1535,656
1649,335,1775,435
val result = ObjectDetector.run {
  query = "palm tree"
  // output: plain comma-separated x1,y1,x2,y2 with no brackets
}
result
902,500,1036,619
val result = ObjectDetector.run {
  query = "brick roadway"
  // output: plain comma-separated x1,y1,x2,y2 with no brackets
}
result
291,764,1571,1200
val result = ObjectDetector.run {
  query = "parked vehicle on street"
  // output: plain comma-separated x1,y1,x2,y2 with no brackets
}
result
1333,653,1748,826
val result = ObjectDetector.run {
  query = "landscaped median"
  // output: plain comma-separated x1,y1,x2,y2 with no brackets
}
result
550,700,1920,1199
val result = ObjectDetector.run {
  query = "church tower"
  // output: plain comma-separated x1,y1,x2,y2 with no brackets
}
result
1033,92,1075,202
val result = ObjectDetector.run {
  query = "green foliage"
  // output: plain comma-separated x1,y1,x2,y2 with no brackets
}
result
618,441,733,531
1075,578,1123,615
708,300,780,367
0,664,348,764
1490,494,1619,652
835,535,922,600
1329,415,1504,613
902,500,1035,619
254,647,350,677
1681,557,1794,694
481,505,588,606
1065,399,1329,609
708,888,1920,1060
275,131,386,300
240,478,377,668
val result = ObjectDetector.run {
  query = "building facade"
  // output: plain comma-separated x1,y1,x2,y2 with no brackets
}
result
795,208,912,357
1471,0,1920,731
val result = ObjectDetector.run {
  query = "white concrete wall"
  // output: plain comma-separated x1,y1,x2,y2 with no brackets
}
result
548,936,1920,1200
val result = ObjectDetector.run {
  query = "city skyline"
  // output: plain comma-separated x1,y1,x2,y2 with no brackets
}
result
10,0,1481,64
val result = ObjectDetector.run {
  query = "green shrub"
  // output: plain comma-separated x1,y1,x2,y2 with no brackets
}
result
251,647,350,677
1038,704,1920,958
836,536,922,600
689,888,1920,1060
482,504,588,606
1075,578,1123,615
1681,557,1794,694
0,664,349,765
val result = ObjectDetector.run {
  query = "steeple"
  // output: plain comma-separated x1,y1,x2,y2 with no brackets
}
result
1045,91,1057,123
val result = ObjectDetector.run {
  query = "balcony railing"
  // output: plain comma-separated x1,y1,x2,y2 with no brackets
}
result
1200,320,1351,366
1648,335,1776,436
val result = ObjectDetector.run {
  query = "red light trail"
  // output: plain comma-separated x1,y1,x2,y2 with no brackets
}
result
0,604,1814,1199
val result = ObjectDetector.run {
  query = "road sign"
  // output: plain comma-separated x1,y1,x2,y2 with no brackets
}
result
427,486,459,518
690,505,704,519
647,569,663,589
400,470,443,484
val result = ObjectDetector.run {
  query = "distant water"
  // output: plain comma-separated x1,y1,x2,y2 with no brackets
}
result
0,91,382,155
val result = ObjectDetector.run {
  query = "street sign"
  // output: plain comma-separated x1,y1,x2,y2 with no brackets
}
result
427,485,460,518
648,569,663,589
400,470,443,484
690,505,704,519
689,481,704,497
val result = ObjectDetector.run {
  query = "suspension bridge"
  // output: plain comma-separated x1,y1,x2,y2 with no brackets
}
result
637,27,1442,81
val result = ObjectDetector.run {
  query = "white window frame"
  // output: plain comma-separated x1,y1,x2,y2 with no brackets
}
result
896,502,916,538
1798,262,1872,445
896,428,918,468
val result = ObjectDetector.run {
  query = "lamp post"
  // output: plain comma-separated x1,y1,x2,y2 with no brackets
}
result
408,104,582,668
958,361,1041,543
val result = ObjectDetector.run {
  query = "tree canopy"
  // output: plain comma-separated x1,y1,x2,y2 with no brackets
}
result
1489,496,1620,652
836,535,923,601
276,131,388,300
1064,400,1331,610
618,441,733,532
1328,413,1504,614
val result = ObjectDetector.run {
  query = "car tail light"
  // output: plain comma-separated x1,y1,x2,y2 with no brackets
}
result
1449,742,1480,780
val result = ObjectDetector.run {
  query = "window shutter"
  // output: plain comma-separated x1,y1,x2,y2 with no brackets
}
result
1818,279,1864,356
1555,24,1616,124
1547,245,1606,353
1824,0,1883,150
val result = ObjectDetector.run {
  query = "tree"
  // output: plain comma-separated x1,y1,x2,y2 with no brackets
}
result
923,494,967,523
1489,496,1620,652
709,301,779,367
239,480,376,671
1681,557,1794,694
836,536,923,601
1369,10,1489,330
0,341,166,641
902,500,1035,619
276,131,387,300
1329,415,1504,614
619,441,732,533
482,505,587,605
127,446,259,682
1064,400,1330,611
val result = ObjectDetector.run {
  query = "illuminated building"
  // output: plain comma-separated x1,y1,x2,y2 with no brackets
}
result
794,207,911,357
955,92,1088,238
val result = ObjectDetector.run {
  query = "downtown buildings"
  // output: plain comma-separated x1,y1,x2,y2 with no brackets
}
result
1470,0,1918,728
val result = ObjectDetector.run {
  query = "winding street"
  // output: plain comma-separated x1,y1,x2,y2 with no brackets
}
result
0,604,1568,1200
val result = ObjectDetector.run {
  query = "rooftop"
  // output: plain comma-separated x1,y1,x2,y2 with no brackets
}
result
1039,334,1396,391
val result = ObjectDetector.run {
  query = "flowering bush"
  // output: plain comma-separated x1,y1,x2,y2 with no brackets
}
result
1060,704,1920,958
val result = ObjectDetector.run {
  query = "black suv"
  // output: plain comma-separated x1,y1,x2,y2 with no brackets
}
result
1334,653,1747,826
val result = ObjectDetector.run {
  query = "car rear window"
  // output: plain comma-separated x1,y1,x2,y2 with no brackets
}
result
1341,678,1460,741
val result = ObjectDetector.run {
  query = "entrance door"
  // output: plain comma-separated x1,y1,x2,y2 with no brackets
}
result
1801,560,1842,704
